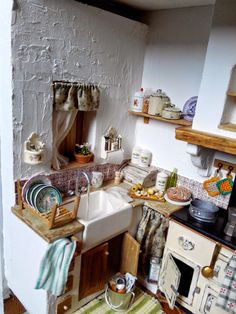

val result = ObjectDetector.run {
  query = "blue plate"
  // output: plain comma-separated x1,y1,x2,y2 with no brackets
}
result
183,96,198,122
34,186,62,213
25,183,44,207
21,173,51,203
30,184,47,208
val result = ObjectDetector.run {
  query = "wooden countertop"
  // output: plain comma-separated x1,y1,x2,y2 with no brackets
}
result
101,181,184,217
11,205,84,243
11,180,183,243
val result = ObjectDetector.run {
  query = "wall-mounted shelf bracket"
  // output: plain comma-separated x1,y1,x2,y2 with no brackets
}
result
186,143,215,177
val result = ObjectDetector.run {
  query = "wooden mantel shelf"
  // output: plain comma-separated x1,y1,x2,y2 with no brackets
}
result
175,126,236,155
128,110,192,126
227,91,236,97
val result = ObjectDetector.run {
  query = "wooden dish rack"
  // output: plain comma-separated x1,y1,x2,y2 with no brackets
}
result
16,180,80,229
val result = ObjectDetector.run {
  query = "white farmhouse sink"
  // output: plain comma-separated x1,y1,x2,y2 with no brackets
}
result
75,190,132,249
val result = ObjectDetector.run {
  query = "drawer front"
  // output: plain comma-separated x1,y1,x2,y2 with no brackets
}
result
166,221,215,266
57,295,72,314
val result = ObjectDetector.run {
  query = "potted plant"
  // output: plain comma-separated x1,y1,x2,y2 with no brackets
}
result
74,144,93,164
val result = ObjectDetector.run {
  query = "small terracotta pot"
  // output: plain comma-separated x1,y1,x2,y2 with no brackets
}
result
74,153,92,164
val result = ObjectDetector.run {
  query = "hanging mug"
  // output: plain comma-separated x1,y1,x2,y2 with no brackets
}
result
91,171,104,188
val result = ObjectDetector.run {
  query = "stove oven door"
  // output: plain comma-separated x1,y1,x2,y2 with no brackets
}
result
159,253,180,309
159,250,200,309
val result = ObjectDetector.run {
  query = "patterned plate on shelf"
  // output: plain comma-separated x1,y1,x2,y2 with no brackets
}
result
182,96,198,122
34,186,62,213
21,173,51,203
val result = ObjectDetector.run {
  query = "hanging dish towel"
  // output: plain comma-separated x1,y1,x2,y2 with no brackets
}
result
35,238,76,296
216,251,236,313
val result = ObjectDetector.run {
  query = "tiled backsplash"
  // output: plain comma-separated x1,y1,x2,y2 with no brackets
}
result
157,167,231,209
49,163,120,194
18,162,231,209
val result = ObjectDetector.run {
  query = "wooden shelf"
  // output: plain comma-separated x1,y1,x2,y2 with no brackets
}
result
218,123,236,132
128,110,192,126
227,91,236,97
175,126,236,155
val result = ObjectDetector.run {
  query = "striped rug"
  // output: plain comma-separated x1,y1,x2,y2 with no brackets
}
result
74,288,165,314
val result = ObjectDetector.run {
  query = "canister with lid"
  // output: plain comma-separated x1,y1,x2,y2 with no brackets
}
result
132,88,144,112
155,172,168,192
131,146,142,165
148,257,161,283
139,149,152,167
148,90,170,116
161,105,182,119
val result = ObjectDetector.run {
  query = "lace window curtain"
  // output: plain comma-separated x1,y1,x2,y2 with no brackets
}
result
52,82,100,170
136,206,169,276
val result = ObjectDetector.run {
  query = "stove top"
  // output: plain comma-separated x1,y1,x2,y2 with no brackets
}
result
171,207,236,251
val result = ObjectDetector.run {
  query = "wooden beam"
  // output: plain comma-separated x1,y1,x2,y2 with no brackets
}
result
218,123,236,132
175,126,236,155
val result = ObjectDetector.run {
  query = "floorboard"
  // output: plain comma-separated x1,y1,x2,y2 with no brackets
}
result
4,295,25,314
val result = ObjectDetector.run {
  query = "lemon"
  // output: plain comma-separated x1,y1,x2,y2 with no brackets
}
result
147,188,155,195
137,183,143,190
131,185,138,192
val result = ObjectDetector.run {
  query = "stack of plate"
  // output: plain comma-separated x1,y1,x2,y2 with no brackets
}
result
22,174,62,213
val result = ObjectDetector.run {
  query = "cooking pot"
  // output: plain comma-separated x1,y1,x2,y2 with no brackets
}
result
188,199,219,224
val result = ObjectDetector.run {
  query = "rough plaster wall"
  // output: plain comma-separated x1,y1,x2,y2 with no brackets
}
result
12,0,148,179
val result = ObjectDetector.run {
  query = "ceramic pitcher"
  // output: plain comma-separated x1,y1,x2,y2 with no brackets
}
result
91,171,104,188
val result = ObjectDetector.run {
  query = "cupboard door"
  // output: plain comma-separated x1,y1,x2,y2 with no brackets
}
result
79,242,109,300
120,232,140,276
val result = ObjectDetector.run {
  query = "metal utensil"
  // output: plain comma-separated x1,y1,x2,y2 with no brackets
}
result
201,242,221,278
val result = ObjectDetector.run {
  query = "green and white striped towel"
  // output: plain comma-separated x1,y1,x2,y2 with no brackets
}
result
35,238,76,296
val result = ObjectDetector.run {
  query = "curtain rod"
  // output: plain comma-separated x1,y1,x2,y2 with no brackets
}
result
51,80,99,86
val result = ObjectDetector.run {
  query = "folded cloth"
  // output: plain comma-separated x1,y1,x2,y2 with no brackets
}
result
216,251,236,314
35,238,76,296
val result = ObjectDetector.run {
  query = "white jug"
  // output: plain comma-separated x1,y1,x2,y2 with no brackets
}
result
91,171,104,188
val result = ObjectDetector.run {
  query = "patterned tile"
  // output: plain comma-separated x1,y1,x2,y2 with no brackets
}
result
17,163,232,209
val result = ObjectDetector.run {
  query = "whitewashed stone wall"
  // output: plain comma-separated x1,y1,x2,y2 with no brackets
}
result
12,0,147,179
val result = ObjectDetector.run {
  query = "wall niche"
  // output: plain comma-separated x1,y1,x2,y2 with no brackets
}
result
52,82,100,170
59,111,97,164
219,65,236,132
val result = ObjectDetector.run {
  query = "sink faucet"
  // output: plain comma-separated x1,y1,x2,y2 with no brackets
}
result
76,171,90,196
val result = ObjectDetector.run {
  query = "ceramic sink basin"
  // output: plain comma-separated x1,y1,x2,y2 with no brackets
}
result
76,190,132,249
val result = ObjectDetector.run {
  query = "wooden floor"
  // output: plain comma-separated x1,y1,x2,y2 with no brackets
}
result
4,295,25,314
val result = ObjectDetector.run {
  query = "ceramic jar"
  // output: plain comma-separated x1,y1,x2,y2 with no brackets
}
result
139,149,152,167
148,90,170,116
161,106,182,119
91,171,104,188
155,172,168,192
132,88,144,112
131,146,142,165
